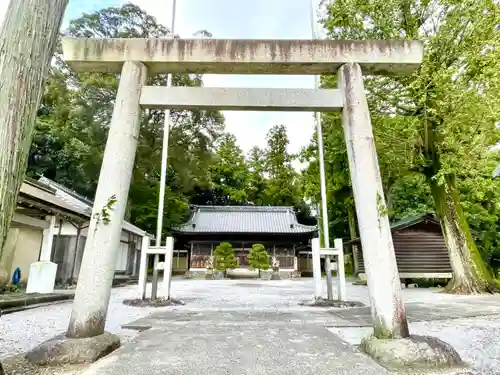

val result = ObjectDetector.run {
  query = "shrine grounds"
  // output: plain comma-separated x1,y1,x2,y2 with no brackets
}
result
1,278,500,374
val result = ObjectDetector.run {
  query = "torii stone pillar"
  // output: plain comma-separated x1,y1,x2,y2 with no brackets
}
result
66,61,147,338
60,38,422,340
339,63,408,338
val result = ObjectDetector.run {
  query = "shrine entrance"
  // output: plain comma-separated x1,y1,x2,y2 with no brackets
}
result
60,37,423,338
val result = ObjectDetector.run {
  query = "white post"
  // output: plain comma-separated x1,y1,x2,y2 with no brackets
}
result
339,63,408,339
152,0,177,300
39,215,56,261
311,237,322,300
138,236,149,300
334,238,346,302
66,61,148,339
309,1,333,300
163,236,174,299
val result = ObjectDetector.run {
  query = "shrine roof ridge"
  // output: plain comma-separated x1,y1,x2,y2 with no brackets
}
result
174,205,318,234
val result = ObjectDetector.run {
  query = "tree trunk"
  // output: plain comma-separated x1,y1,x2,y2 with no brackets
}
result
346,203,359,276
430,175,497,294
0,0,69,257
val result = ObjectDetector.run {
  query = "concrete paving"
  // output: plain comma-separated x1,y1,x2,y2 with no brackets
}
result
79,279,500,375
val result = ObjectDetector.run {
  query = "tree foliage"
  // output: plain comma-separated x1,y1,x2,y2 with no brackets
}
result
214,242,237,274
301,0,500,292
28,3,226,234
27,2,316,236
248,243,270,276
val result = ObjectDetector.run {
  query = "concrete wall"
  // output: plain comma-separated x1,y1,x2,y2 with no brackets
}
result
0,228,20,280
1,215,143,285
4,225,43,282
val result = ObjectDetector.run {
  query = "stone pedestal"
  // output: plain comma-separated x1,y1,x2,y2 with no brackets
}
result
26,261,57,294
270,266,281,280
360,335,466,373
205,269,214,280
26,332,120,365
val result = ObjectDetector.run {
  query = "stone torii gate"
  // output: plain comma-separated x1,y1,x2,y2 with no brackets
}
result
61,38,423,340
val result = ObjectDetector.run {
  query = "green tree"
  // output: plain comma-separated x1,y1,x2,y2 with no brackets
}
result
27,3,225,234
214,242,237,277
248,244,270,277
209,133,250,205
320,0,500,293
264,125,299,206
246,146,268,205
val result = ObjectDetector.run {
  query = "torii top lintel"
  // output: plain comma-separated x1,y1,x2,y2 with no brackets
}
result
61,37,423,75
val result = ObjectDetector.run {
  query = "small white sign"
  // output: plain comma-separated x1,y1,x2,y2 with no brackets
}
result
146,246,168,255
156,262,165,270
319,248,340,257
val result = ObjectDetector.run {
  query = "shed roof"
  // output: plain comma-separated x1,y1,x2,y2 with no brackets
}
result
346,213,439,245
38,176,148,236
19,179,90,222
174,205,317,234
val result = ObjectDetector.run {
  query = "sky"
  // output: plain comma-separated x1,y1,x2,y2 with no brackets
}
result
0,0,325,160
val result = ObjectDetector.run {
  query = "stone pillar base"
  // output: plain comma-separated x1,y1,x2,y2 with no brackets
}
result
360,335,467,373
25,332,120,366
270,266,281,280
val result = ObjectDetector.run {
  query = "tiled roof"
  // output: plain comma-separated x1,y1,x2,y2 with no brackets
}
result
174,205,317,234
38,176,148,236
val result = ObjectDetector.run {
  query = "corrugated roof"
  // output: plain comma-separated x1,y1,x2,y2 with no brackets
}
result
38,176,148,236
174,205,317,234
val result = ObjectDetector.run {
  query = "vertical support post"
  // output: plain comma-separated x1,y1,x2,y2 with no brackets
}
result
67,61,147,339
338,63,409,339
151,243,160,300
138,236,149,300
311,237,322,300
69,225,82,284
189,242,193,270
153,0,177,301
163,236,174,299
334,238,346,302
39,215,57,261
309,0,333,301
125,233,135,275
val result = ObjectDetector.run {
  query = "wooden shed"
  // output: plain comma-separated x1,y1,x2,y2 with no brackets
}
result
349,213,452,280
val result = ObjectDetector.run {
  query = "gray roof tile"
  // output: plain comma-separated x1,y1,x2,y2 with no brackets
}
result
174,205,317,234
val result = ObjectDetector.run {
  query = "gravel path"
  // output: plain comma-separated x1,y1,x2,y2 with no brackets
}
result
0,284,172,359
1,278,500,374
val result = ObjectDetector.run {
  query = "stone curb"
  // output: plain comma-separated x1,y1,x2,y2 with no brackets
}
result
0,294,74,315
